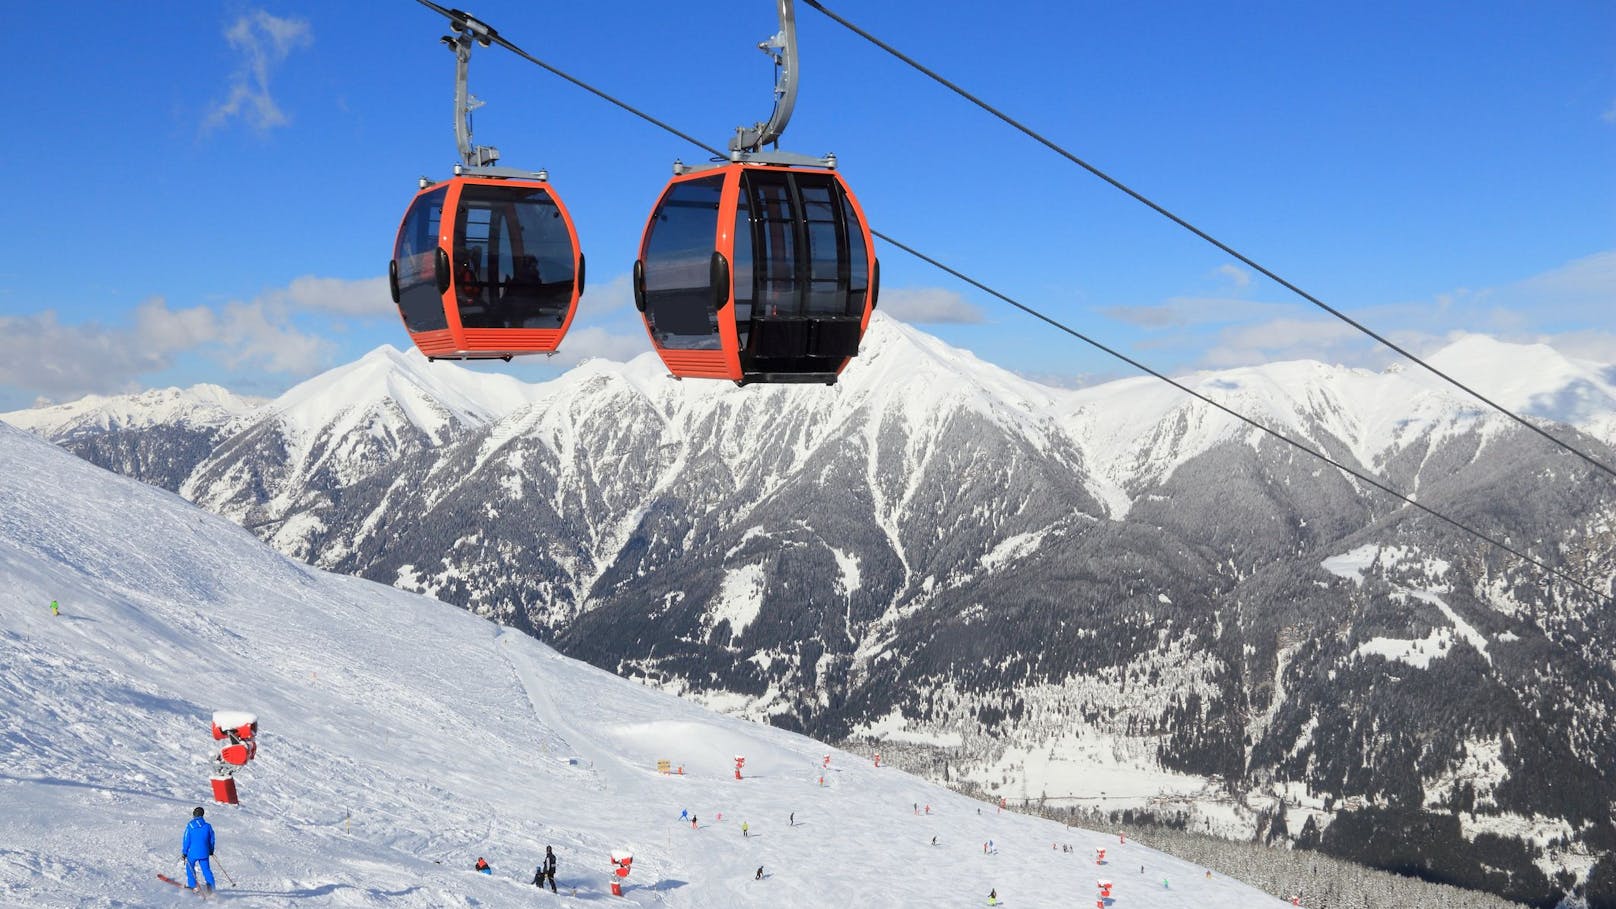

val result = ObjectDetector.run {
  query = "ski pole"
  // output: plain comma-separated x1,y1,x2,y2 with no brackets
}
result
211,857,236,887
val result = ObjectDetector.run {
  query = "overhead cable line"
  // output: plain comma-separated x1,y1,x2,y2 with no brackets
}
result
402,2,1612,607
412,0,726,158
800,0,1616,484
872,231,1611,606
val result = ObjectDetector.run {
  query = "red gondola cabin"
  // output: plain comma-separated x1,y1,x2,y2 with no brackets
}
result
390,175,584,360
634,163,878,385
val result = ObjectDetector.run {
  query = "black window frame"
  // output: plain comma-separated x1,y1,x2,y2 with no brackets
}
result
734,171,868,325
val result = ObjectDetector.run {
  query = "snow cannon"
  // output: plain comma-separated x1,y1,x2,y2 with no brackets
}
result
609,850,633,897
823,753,831,768
209,775,238,805
1097,879,1113,898
1095,846,1107,865
873,752,881,768
734,755,746,781
211,710,258,742
208,710,259,804
1119,831,1126,844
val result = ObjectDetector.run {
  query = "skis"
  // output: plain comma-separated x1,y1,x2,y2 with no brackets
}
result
157,874,213,898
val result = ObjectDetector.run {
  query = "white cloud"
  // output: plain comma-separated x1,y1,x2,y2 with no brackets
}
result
1200,318,1368,368
203,10,313,132
578,273,635,315
1167,250,1616,370
0,297,333,402
1215,264,1252,288
1535,329,1616,364
1104,296,1285,329
1490,250,1615,316
262,275,391,318
549,326,652,366
879,287,985,324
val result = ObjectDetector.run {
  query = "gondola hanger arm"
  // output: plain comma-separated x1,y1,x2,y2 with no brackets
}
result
730,0,800,154
447,23,500,169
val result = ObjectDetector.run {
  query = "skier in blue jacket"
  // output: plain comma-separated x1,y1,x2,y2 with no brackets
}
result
181,806,217,892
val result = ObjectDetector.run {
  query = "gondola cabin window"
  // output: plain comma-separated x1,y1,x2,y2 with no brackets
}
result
643,176,724,350
453,184,577,330
393,186,449,333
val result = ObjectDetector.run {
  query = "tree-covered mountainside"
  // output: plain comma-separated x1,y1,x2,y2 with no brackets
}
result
8,318,1614,906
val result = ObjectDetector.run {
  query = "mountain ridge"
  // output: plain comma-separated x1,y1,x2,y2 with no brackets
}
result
5,316,1614,906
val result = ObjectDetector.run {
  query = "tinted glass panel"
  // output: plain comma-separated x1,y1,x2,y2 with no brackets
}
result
732,189,754,348
454,184,577,329
799,176,849,316
642,176,723,349
736,171,871,327
393,187,450,332
745,174,802,318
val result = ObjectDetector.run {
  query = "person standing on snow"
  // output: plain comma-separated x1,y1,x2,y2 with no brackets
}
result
531,846,556,892
180,807,216,894
475,857,491,874
741,821,750,838
50,600,59,616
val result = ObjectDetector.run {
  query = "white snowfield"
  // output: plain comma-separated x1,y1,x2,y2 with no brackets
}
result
0,422,1290,908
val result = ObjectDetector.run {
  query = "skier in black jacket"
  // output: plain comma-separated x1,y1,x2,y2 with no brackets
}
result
531,846,557,892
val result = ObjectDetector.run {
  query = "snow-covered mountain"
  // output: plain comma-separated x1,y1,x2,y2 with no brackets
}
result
6,316,1615,907
0,419,1308,908
2,384,261,439
1,384,264,494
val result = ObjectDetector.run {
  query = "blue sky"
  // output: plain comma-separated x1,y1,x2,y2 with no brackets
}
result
2,1,1612,409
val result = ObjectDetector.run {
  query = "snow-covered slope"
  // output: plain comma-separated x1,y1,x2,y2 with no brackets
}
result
0,421,1292,908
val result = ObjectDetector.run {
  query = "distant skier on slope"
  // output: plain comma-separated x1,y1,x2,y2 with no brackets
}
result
988,887,998,905
475,857,491,874
532,846,557,891
755,865,764,880
50,599,59,616
180,807,216,894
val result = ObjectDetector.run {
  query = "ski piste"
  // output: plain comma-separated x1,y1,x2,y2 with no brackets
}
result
2,423,1295,907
